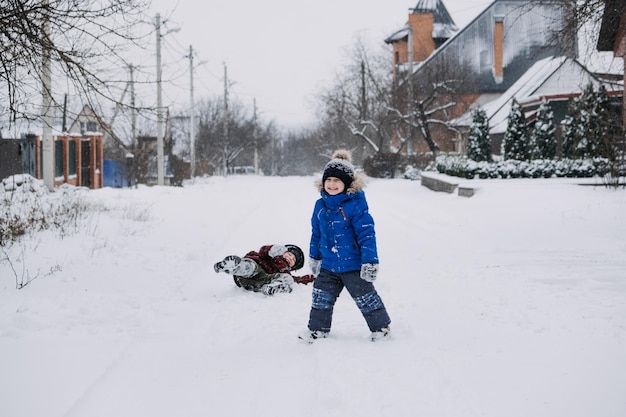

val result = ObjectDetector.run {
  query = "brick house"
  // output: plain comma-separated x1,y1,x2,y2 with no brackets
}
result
451,55,613,155
385,0,575,154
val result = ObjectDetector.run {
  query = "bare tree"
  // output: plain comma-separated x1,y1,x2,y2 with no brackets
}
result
511,0,613,60
392,79,463,156
317,39,395,157
194,97,277,176
553,0,606,56
0,0,151,126
316,37,466,167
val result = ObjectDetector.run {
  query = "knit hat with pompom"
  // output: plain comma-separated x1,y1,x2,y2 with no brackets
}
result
322,150,355,190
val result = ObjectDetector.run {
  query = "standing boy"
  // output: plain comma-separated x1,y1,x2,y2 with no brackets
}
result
300,150,391,342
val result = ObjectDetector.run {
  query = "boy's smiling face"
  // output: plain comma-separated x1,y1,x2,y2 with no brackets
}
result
283,251,296,267
324,177,345,195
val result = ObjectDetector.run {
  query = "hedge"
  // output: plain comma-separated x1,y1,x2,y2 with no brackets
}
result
435,155,610,179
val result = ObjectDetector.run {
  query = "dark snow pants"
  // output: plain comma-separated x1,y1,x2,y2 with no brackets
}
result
233,260,293,294
307,269,391,333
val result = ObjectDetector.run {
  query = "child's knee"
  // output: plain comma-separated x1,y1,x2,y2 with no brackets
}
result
312,288,336,310
354,290,385,313
233,258,258,277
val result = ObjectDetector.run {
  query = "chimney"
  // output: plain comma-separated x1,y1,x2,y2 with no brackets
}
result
493,15,504,84
408,11,436,62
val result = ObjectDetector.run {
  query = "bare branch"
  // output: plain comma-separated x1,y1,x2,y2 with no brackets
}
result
0,0,152,127
346,118,381,153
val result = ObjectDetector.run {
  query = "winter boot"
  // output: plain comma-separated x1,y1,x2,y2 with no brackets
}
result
213,255,241,274
261,273,294,296
297,329,329,344
370,326,391,342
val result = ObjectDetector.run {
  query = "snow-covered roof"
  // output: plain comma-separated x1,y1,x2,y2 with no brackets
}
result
408,1,573,95
453,56,603,134
385,27,410,43
584,51,624,76
412,0,458,38
384,0,458,44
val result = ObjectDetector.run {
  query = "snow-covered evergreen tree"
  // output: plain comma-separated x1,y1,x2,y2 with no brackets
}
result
589,84,617,158
503,99,529,160
561,98,580,159
530,98,556,159
562,84,614,159
467,108,492,162
576,84,598,158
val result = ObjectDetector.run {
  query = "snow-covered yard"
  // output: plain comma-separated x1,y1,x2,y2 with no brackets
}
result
1,175,625,417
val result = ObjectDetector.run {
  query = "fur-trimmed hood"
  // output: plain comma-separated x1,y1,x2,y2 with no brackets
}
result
315,171,366,195
316,149,366,195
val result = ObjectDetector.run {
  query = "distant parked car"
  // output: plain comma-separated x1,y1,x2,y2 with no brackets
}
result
229,166,255,175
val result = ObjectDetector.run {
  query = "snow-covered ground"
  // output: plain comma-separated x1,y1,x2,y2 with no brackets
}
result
1,175,625,417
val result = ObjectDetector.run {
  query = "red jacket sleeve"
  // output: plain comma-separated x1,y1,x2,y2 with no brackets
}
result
253,245,290,273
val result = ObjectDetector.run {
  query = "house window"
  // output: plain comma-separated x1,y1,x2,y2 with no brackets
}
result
68,140,76,176
54,140,63,178
80,121,98,133
480,50,491,69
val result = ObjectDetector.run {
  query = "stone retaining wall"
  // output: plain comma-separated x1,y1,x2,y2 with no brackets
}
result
420,172,475,197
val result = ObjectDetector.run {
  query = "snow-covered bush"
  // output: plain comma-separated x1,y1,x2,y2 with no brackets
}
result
364,152,430,179
363,152,403,178
475,161,499,179
0,175,91,247
434,155,610,179
435,154,468,177
402,165,421,180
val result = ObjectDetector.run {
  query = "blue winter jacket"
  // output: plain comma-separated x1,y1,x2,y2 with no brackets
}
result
309,179,378,273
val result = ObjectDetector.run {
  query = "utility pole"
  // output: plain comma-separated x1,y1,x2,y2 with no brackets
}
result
155,13,165,185
41,0,54,191
62,94,68,132
188,45,196,178
129,64,137,150
407,23,414,155
360,61,367,120
253,98,258,174
223,62,229,176
129,64,137,188
153,14,179,185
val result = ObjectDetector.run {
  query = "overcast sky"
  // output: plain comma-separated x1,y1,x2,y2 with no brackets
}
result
145,0,493,128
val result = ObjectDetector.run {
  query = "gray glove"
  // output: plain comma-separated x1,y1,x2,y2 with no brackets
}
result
360,263,379,282
309,258,321,277
268,245,287,258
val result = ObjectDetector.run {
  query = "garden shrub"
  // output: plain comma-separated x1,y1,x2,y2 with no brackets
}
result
433,155,610,180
